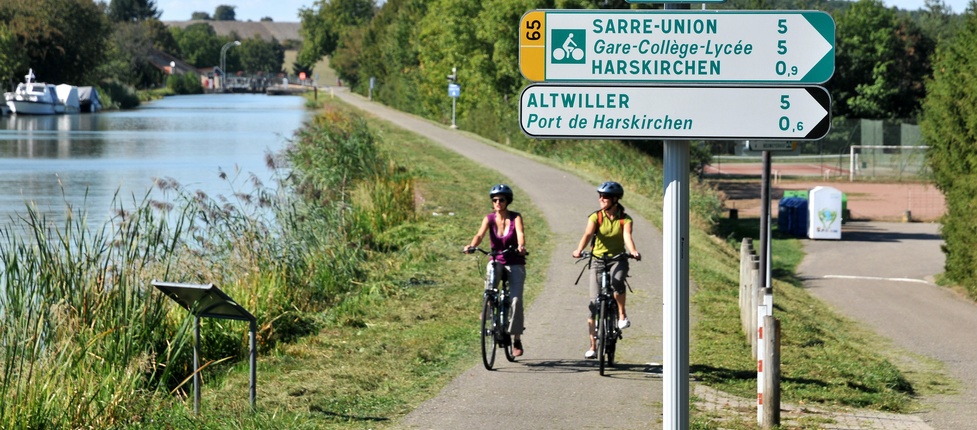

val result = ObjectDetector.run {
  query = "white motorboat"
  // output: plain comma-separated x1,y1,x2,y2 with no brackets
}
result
4,69,70,115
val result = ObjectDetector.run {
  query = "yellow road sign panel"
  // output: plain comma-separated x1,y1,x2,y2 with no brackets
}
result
519,11,546,82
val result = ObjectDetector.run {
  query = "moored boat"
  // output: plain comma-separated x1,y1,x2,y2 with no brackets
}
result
4,69,83,115
77,86,102,113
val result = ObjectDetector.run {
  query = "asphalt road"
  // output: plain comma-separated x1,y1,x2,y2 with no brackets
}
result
327,89,974,429
799,221,977,430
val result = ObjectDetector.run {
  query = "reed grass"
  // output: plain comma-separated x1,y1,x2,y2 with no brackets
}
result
0,102,419,427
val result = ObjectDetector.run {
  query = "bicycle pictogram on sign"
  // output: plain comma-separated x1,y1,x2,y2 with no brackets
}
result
551,29,586,64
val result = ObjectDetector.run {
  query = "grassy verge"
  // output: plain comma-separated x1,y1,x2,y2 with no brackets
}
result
189,98,551,428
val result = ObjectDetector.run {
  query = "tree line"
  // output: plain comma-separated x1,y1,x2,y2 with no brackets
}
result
0,0,287,96
295,0,977,296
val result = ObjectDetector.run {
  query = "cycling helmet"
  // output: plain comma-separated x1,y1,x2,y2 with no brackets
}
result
597,181,624,198
489,184,514,203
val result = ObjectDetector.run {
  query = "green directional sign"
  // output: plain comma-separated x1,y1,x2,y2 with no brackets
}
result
519,84,831,140
519,10,835,84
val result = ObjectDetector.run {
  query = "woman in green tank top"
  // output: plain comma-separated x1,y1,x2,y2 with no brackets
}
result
571,181,641,359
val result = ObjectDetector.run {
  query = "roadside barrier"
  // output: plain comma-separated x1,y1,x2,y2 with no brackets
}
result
739,238,781,428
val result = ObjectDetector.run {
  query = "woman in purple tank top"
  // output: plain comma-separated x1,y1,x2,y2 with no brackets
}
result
464,184,527,357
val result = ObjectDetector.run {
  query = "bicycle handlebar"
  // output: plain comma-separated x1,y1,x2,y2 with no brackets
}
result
573,251,637,285
576,251,635,262
463,245,528,258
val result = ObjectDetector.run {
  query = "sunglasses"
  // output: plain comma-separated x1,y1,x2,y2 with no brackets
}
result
492,198,507,203
599,193,614,199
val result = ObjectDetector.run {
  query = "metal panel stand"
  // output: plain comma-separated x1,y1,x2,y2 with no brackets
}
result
153,281,257,414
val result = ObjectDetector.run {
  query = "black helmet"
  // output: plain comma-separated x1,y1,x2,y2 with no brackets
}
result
490,184,514,203
597,181,624,198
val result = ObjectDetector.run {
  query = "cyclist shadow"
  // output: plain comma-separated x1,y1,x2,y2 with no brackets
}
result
503,359,663,378
602,362,664,380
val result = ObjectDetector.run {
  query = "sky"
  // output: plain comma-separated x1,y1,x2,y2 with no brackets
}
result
886,0,971,12
156,0,312,22
155,0,972,23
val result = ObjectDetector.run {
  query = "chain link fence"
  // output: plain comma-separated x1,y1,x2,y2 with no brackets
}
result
706,119,930,181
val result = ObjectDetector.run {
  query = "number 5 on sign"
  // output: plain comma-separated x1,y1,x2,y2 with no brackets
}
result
520,11,546,82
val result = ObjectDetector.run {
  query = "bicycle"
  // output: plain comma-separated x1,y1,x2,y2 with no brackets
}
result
575,251,634,376
465,246,525,370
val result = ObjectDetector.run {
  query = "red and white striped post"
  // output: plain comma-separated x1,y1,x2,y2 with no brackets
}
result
757,305,767,424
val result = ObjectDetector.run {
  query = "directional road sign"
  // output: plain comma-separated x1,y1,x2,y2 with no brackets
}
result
519,84,831,140
519,10,834,84
747,141,798,151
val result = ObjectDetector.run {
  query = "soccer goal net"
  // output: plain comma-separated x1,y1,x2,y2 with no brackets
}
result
848,145,930,182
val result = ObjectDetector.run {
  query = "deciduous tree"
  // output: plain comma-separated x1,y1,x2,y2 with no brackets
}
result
920,11,977,296
830,0,933,119
214,5,236,21
297,0,376,68
107,0,161,23
169,22,222,67
0,0,110,85
237,35,285,74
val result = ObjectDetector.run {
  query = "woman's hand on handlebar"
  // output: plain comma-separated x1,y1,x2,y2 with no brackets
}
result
631,251,641,261
573,250,591,259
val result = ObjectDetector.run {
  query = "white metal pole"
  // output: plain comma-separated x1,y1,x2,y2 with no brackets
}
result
663,140,690,429
194,316,201,415
250,320,257,409
451,97,457,129
850,146,855,182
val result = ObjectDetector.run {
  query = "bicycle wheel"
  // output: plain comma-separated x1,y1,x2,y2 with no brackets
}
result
597,298,609,376
481,294,497,370
607,303,618,367
501,292,516,362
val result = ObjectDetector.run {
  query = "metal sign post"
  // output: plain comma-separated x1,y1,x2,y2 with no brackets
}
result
448,67,459,129
517,6,833,428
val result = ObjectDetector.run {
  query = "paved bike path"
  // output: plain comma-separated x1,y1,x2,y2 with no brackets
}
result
798,221,977,430
328,90,666,428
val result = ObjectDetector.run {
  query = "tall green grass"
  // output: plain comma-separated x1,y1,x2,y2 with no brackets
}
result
0,193,187,428
0,104,418,428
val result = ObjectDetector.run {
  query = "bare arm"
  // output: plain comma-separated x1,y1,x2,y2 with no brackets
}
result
465,216,490,252
572,219,598,258
623,221,640,260
514,214,527,255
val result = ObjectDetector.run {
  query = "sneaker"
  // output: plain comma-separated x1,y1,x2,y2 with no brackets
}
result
513,340,523,357
584,349,597,359
618,318,631,330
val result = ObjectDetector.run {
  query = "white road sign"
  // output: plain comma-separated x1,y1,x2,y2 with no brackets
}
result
519,84,831,140
519,10,834,83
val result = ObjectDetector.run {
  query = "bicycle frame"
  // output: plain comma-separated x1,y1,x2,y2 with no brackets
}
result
576,251,631,375
469,246,520,370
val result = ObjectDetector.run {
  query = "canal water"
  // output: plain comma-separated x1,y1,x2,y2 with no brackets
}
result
0,94,312,229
